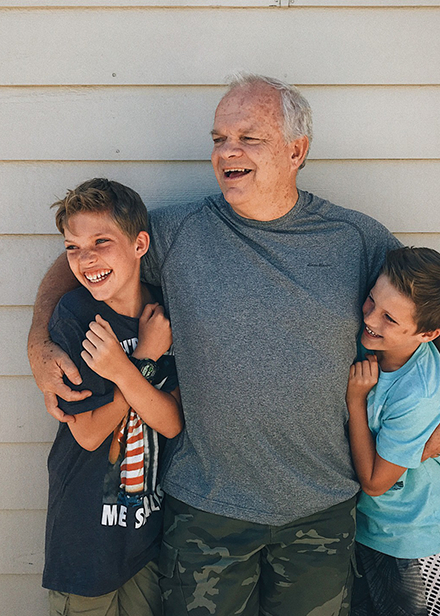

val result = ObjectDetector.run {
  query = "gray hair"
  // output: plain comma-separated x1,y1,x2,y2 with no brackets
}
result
225,73,313,167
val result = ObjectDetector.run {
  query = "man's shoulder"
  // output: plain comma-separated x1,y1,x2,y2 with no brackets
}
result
149,195,223,231
303,191,393,236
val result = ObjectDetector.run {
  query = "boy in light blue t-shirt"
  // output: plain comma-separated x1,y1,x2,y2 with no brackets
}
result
346,247,440,616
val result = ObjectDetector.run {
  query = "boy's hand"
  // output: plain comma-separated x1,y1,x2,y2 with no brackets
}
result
422,424,440,461
81,315,129,382
133,303,173,361
346,355,379,410
28,337,92,423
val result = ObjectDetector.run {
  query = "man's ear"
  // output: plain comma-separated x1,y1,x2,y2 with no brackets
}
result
135,231,150,259
420,328,440,343
289,135,309,171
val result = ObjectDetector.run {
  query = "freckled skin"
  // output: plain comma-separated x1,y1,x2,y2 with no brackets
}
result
211,83,308,222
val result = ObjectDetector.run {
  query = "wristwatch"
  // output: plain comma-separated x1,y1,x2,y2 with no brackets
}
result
129,356,158,382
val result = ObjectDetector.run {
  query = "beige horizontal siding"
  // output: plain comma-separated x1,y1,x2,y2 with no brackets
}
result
1,8,439,85
0,511,45,574
0,1,438,7
0,444,50,509
0,308,32,375
394,234,440,252
0,378,56,443
1,86,440,161
0,576,47,616
0,236,64,305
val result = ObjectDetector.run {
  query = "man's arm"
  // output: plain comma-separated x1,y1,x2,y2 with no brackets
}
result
346,356,407,496
27,253,90,422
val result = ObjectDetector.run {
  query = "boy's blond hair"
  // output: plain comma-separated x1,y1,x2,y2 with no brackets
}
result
52,178,148,241
382,247,440,334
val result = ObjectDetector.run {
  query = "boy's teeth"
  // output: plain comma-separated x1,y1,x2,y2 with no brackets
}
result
85,270,111,282
365,325,380,337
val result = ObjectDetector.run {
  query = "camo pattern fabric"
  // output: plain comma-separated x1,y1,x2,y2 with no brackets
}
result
159,495,357,616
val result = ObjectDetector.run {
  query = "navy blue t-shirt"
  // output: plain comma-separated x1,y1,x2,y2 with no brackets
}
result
43,286,178,596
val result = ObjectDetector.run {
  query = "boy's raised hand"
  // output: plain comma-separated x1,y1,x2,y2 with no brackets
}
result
81,315,129,383
346,354,379,409
133,303,173,361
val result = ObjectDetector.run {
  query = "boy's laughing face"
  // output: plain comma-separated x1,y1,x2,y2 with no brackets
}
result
64,210,148,315
361,274,428,361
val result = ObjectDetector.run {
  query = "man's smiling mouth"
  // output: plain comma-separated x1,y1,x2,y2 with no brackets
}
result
224,168,252,179
84,269,112,283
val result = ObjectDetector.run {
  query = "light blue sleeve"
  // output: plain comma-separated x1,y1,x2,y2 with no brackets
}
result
376,395,440,468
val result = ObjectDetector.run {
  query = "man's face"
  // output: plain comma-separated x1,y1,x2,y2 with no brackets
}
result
211,84,304,220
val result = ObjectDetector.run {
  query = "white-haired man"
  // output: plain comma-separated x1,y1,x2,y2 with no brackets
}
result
28,75,437,615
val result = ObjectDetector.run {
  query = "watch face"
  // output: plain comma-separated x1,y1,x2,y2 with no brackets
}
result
140,361,156,379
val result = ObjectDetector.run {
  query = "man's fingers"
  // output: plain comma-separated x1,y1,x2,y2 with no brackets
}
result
44,392,76,423
58,353,83,386
56,381,92,401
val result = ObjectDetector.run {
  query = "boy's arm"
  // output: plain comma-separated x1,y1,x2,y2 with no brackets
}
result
346,356,407,497
82,311,183,439
28,253,88,422
67,386,129,451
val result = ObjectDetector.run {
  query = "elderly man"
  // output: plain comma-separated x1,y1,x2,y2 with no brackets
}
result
28,75,437,615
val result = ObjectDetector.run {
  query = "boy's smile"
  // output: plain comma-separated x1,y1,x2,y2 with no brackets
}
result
64,211,148,317
361,274,432,371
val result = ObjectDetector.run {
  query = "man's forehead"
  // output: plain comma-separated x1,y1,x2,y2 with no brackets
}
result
213,85,283,130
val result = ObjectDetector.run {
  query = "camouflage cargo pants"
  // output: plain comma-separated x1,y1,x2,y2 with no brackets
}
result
159,495,356,616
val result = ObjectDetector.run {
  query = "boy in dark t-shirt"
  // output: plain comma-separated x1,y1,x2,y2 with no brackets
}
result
42,178,182,616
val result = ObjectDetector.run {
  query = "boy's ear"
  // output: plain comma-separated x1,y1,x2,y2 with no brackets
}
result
135,231,150,259
420,328,440,343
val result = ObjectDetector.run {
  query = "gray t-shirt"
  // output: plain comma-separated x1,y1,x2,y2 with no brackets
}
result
141,190,400,525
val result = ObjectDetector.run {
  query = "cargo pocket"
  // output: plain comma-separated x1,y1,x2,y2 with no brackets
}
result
48,590,69,616
158,541,189,615
159,540,178,579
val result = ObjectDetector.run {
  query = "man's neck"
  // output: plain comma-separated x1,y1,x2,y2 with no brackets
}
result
230,188,299,222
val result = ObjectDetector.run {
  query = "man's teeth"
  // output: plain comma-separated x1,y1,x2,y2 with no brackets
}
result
365,325,380,337
224,168,251,177
84,270,111,282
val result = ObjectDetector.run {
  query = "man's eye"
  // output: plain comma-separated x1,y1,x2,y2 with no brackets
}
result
243,136,259,142
385,314,396,324
212,137,225,144
96,238,109,245
65,245,77,251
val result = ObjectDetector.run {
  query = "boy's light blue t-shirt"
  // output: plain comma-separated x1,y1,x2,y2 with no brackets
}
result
356,341,440,558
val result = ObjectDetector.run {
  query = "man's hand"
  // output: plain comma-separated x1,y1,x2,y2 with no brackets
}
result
346,354,379,411
133,303,173,361
28,337,91,422
422,425,440,461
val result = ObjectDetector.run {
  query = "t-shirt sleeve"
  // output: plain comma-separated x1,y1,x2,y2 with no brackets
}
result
49,310,115,415
365,223,402,291
375,396,440,469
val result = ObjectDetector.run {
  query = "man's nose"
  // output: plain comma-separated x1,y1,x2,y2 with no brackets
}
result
218,139,243,158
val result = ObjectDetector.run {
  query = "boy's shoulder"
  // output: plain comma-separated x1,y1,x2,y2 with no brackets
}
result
50,286,103,332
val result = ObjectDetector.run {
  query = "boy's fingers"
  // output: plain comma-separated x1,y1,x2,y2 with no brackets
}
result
94,315,118,339
141,303,159,320
82,339,97,356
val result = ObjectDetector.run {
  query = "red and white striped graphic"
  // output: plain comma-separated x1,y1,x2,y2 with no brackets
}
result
119,410,145,494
